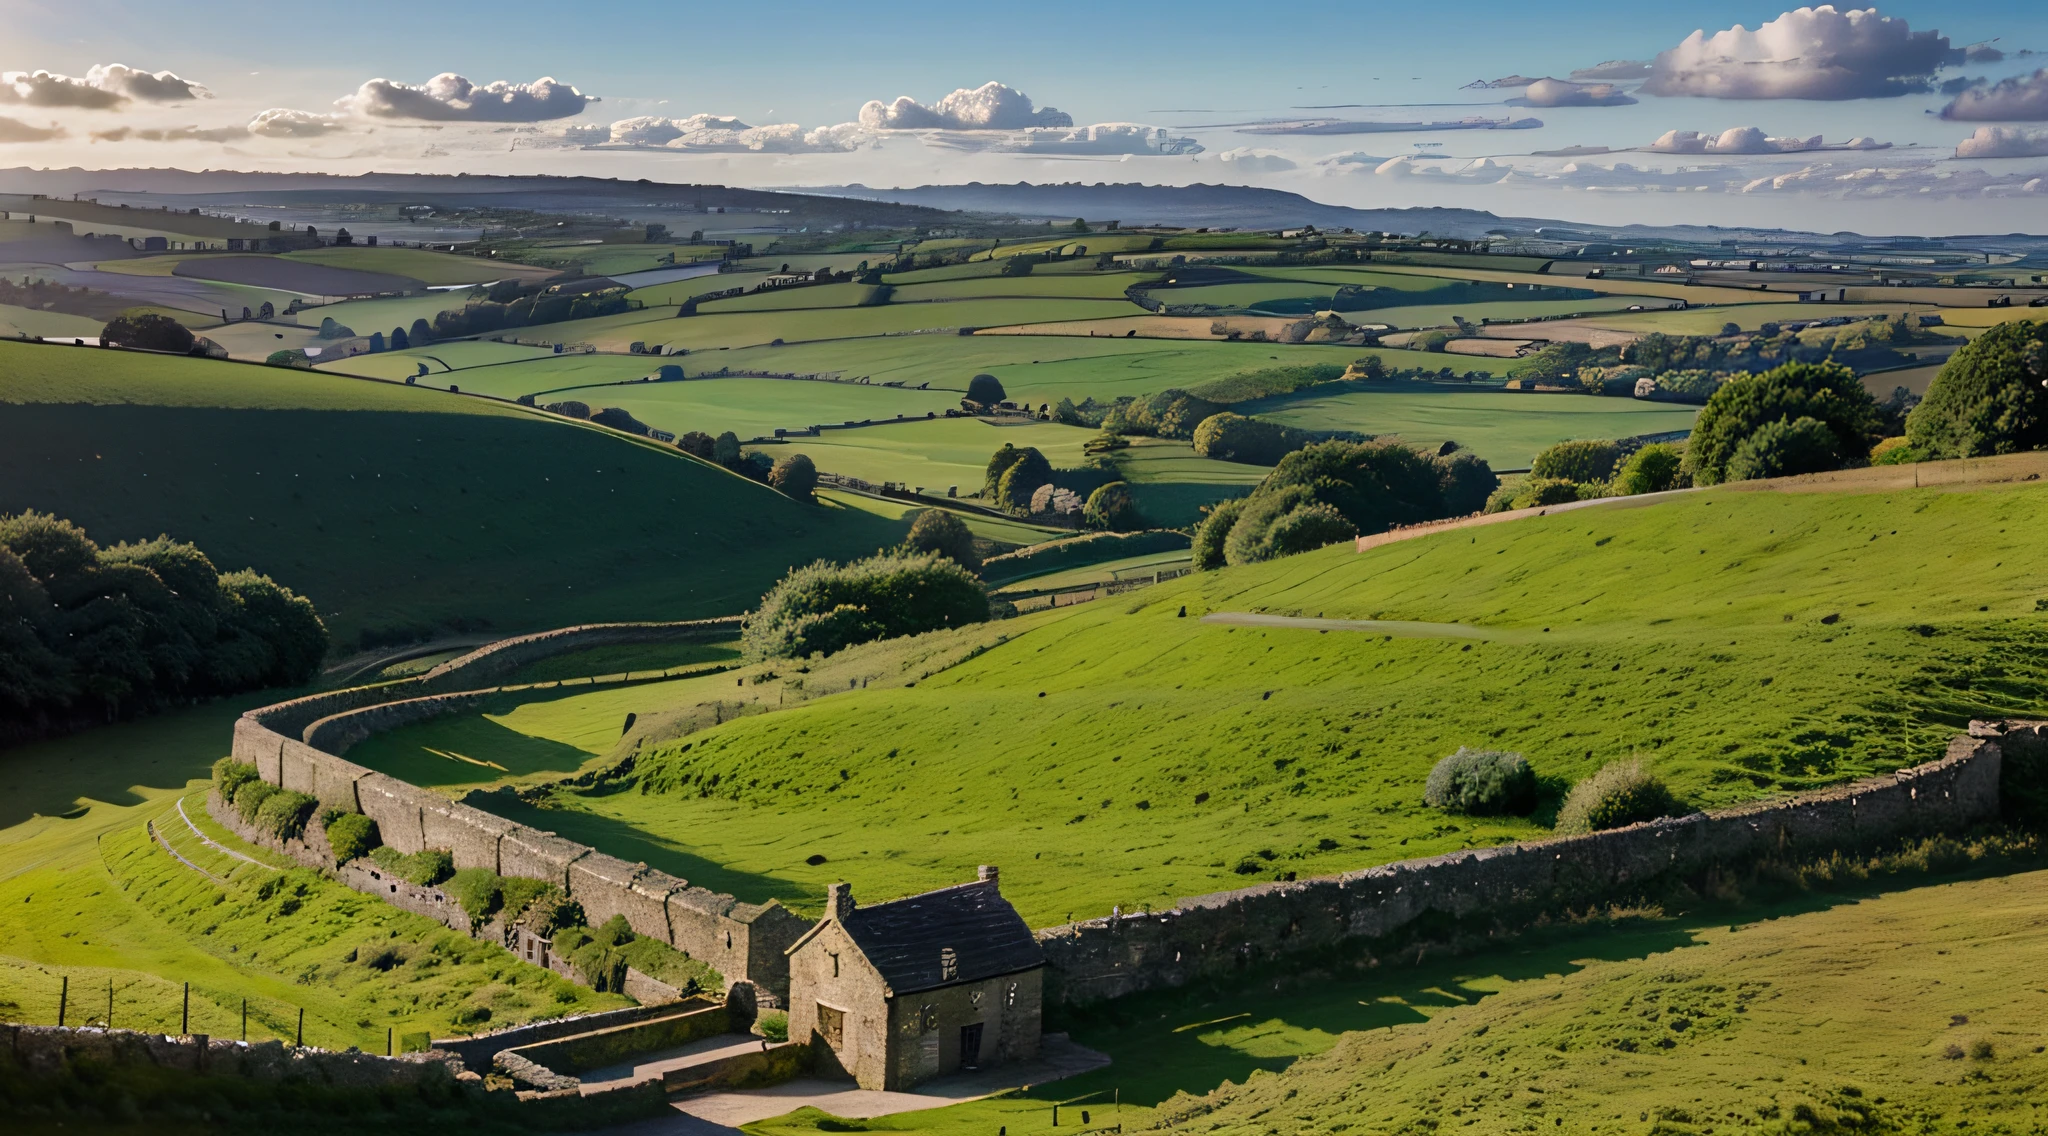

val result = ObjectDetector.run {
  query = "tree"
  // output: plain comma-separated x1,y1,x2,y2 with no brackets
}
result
367,331,385,353
1906,319,2048,459
713,431,743,467
768,453,818,502
1683,361,1878,486
317,317,354,340
966,373,1007,407
409,318,434,345
741,553,989,661
1083,482,1144,532
1193,498,1246,570
994,448,1053,513
1722,416,1844,482
1222,485,1358,565
676,431,715,459
334,228,353,246
390,326,410,351
984,444,1027,498
1530,439,1620,484
902,509,979,570
1070,218,1089,232
257,301,275,320
101,313,194,354
1612,443,1683,495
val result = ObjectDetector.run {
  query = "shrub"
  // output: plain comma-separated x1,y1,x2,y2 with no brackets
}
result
616,935,722,993
447,868,505,924
1206,440,1496,566
234,779,278,823
1685,362,1878,486
102,312,195,353
1555,759,1686,834
1508,477,1582,509
263,349,306,367
1103,389,1226,440
1192,498,1245,571
1222,486,1358,564
212,757,259,802
756,1010,789,1043
254,789,317,842
560,915,637,992
742,552,989,661
713,431,742,467
1723,415,1845,482
1082,482,1143,532
994,448,1053,512
1191,413,1322,466
768,453,818,502
1868,436,1918,466
1906,319,2048,458
1613,443,1684,495
370,845,455,886
901,509,979,570
498,876,560,924
1423,748,1537,816
590,406,652,435
966,373,1007,407
677,430,716,459
1411,330,1453,352
324,811,378,863
1531,440,1620,484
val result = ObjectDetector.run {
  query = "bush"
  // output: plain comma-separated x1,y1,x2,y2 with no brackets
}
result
263,349,306,367
1505,477,1581,510
370,845,455,886
1193,498,1246,570
447,867,505,924
768,453,818,502
1684,362,1878,486
1424,748,1537,816
101,312,195,353
1906,319,2048,458
590,406,652,435
902,509,979,570
617,935,722,994
756,1010,789,1043
742,552,990,661
1722,415,1844,481
713,431,742,467
1192,413,1323,466
1104,389,1226,440
324,811,378,863
1554,759,1686,834
966,373,1007,407
1531,440,1621,484
233,779,278,824
560,915,637,992
993,448,1053,512
254,789,317,842
212,757,259,802
1223,485,1359,565
1208,440,1494,567
1082,482,1143,531
1612,443,1684,495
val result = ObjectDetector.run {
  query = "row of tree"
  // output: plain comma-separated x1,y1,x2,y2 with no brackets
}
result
1195,443,1498,569
0,513,327,742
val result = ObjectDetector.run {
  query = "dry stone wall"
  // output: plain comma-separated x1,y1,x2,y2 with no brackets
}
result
1035,727,2015,1007
418,617,741,691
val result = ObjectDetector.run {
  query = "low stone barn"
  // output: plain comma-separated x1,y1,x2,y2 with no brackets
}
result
786,866,1043,1091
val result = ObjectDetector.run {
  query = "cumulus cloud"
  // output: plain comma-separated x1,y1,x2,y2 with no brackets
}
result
1643,5,1951,100
1941,69,2048,121
0,70,124,109
1508,78,1637,107
1964,41,2006,63
942,122,1200,156
0,116,66,142
248,108,349,138
858,82,1071,130
599,114,870,153
84,64,210,102
339,74,596,122
1571,60,1653,81
91,124,245,143
1953,125,2048,158
1214,147,1297,172
1643,126,1890,153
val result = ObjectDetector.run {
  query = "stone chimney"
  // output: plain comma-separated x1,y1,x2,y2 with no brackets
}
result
826,882,855,923
977,865,998,888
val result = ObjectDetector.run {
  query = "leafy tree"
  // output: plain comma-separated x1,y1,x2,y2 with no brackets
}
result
1192,498,1246,571
1424,748,1537,816
264,349,304,367
768,453,818,502
1612,443,1684,495
408,318,433,345
902,509,979,570
1683,362,1878,486
1506,342,1594,385
713,431,743,467
390,326,410,351
742,553,989,661
1106,389,1227,440
676,431,716,459
1723,416,1844,482
1222,485,1359,565
101,312,195,353
966,373,1007,407
1069,218,1088,232
1436,450,1499,516
316,317,354,340
367,331,385,353
333,228,353,246
1530,439,1620,484
994,448,1053,513
1906,319,2048,458
257,301,275,320
1192,412,1321,466
1051,397,1084,426
1082,482,1143,531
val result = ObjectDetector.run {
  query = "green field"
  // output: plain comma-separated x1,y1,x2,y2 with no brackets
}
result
325,339,561,378
0,303,103,339
364,470,2048,928
1344,295,1666,329
771,418,1093,492
891,274,1144,302
698,282,891,313
1574,301,1938,336
0,341,901,648
816,489,1066,548
538,297,1140,352
1244,384,1701,466
283,247,550,286
300,292,474,335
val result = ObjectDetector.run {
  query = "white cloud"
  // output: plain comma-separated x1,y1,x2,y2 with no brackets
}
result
1215,147,1297,172
1509,79,1638,107
1642,126,1890,153
599,114,871,153
858,82,1071,130
1963,41,2005,63
930,122,1200,156
339,74,596,122
1643,6,1951,100
91,124,244,143
0,116,65,142
84,64,210,102
248,108,348,138
1570,60,1652,81
0,70,124,109
1953,125,2048,158
1941,69,2048,121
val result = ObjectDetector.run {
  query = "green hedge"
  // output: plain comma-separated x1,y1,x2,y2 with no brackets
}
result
618,935,723,994
323,811,379,863
444,867,563,928
254,790,318,842
233,780,278,825
370,845,455,887
212,757,259,802
980,530,1190,586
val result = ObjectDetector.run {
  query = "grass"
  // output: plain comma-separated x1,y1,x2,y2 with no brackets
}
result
499,639,741,685
1574,302,1938,336
0,303,104,339
324,339,559,378
538,298,1140,353
528,377,959,442
816,489,1065,548
0,341,901,649
299,293,473,336
407,468,2048,928
698,283,890,313
770,417,1094,493
890,275,1144,302
1242,384,1700,467
995,549,1194,594
283,247,551,287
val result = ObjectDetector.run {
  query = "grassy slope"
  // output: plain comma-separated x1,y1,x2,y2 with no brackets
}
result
0,342,901,647
284,247,551,286
537,298,1139,353
771,418,1094,492
426,474,2048,926
1245,385,1700,467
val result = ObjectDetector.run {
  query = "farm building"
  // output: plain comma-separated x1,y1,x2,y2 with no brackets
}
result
786,867,1043,1090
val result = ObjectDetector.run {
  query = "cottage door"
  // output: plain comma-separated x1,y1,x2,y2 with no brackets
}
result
958,1022,984,1070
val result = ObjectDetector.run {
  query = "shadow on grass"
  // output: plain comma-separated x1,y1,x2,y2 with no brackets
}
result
0,693,278,831
345,712,596,789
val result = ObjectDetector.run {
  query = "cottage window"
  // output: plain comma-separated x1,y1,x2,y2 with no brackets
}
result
1006,981,1017,1008
818,1003,845,1049
939,947,958,982
829,951,840,978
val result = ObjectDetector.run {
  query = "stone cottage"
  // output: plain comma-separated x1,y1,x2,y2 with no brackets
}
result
786,866,1043,1090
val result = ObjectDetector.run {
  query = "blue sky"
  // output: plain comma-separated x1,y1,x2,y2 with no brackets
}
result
7,1,2048,233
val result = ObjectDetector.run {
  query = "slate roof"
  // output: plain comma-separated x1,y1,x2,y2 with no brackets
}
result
840,879,1044,996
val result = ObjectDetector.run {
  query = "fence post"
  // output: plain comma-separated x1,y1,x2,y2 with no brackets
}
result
58,975,67,1027
242,999,247,1042
296,1008,304,1048
388,1027,393,1056
182,982,190,1036
107,979,113,1030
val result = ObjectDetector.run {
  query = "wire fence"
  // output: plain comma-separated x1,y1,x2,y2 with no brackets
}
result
7,971,426,1053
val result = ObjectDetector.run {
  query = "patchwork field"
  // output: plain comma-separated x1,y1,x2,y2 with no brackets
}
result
1243,384,1701,467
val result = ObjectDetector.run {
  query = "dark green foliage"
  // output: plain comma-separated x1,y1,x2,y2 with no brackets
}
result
390,326,410,351
1104,389,1226,440
984,443,1029,498
590,406,653,435
742,553,989,661
544,400,591,419
901,508,979,570
966,373,1007,406
1684,362,1879,486
1222,485,1359,565
211,757,259,801
1555,759,1686,834
263,349,306,367
1191,412,1325,466
713,431,742,467
233,779,277,824
2001,731,2048,825
1531,439,1621,484
1725,416,1845,482
101,312,195,353
446,868,505,924
1613,444,1685,495
254,789,317,842
1188,363,1348,404
617,934,723,994
1506,342,1596,385
769,453,818,502
1436,450,1499,516
324,811,378,863
1083,482,1144,532
1193,498,1246,571
1206,441,1496,566
1424,748,1537,816
676,430,716,459
370,845,455,887
994,447,1053,512
558,915,637,992
1906,319,2048,458
756,1009,789,1042
408,317,433,345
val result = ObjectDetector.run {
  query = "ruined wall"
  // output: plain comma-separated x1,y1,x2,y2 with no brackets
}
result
1035,729,2010,1007
304,689,503,755
417,617,741,691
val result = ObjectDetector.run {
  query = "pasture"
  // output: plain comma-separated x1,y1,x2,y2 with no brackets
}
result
284,247,553,286
529,376,960,443
1243,384,1701,466
539,297,1140,352
771,417,1093,492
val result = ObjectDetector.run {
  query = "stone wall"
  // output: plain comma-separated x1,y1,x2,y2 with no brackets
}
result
1034,727,2013,1007
1,1023,461,1087
418,617,742,691
504,1000,728,1075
